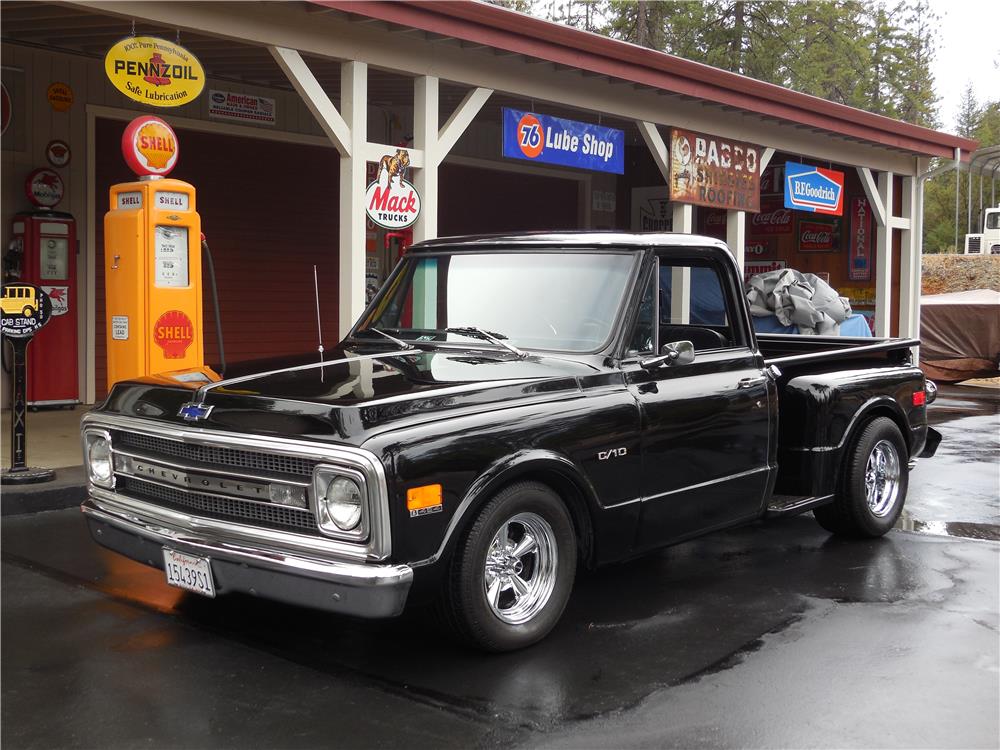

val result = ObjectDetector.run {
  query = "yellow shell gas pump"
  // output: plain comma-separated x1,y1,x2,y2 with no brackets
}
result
104,116,217,391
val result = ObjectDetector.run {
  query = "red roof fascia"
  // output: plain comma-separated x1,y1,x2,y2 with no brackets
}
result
316,0,978,161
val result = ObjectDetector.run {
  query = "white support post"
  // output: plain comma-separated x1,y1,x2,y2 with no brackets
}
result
727,210,746,267
672,203,693,324
413,76,439,243
436,87,493,164
898,175,919,338
672,202,693,233
759,147,775,173
339,61,368,339
856,167,888,228
412,81,491,243
874,171,894,337
269,46,352,157
637,121,670,181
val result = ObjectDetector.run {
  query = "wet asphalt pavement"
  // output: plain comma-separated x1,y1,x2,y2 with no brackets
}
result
2,385,997,749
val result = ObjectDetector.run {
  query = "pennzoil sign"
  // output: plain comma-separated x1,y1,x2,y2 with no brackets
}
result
105,37,204,108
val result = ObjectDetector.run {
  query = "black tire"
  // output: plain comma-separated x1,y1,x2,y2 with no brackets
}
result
814,416,909,538
443,481,577,652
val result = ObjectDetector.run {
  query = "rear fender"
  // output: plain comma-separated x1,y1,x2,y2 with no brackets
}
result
776,367,926,495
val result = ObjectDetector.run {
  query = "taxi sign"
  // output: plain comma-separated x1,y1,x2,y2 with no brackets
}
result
105,36,204,108
1,283,52,339
121,115,179,177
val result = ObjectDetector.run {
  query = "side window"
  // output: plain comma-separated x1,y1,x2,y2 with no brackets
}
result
658,262,739,351
626,270,655,355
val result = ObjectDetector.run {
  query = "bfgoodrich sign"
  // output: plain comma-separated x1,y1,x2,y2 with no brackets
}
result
669,128,761,212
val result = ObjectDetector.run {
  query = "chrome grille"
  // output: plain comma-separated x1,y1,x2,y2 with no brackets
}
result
114,431,319,476
120,476,318,534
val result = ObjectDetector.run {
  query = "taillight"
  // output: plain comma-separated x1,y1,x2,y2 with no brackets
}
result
912,390,926,406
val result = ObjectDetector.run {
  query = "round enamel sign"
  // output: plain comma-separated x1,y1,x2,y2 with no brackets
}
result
121,115,179,176
25,168,65,208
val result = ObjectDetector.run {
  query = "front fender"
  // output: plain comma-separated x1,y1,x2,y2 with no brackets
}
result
410,449,603,569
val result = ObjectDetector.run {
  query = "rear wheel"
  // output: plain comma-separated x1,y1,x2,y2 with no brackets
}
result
443,481,576,651
814,416,908,537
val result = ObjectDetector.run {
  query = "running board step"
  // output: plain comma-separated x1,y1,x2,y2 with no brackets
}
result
765,494,834,518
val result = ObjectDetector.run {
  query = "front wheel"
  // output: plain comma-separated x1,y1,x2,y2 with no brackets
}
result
443,481,577,651
814,416,908,537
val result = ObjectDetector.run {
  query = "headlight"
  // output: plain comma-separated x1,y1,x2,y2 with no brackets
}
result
313,467,367,537
84,431,114,488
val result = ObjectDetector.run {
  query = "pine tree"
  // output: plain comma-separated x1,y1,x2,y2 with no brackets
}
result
956,83,981,138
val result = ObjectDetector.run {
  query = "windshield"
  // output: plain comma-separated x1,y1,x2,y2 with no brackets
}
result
987,211,1000,231
359,251,638,352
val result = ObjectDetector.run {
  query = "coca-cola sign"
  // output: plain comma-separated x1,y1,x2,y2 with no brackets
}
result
799,219,840,252
749,201,792,235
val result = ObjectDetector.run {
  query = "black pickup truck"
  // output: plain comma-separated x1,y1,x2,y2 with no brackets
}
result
81,233,940,651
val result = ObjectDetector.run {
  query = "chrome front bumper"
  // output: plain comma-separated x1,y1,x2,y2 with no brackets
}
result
82,491,413,618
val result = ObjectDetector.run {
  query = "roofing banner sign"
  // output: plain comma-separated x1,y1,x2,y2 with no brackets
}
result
502,108,624,174
784,161,844,216
668,128,761,213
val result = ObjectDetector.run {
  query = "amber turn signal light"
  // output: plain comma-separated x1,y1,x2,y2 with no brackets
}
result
407,484,443,511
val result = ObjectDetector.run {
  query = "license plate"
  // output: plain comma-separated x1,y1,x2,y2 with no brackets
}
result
163,548,216,598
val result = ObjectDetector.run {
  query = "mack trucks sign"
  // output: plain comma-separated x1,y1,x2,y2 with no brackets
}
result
784,161,844,216
503,108,624,174
366,149,420,230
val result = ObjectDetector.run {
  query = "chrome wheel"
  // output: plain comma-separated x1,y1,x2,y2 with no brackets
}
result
865,439,901,517
483,512,557,625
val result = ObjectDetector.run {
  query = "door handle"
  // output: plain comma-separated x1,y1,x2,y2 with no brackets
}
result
737,376,766,389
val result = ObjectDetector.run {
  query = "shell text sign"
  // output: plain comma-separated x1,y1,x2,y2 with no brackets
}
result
121,116,179,176
105,36,204,108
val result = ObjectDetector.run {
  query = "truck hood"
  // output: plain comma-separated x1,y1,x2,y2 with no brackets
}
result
100,347,607,443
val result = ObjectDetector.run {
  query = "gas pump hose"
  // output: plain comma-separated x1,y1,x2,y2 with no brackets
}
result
201,235,226,377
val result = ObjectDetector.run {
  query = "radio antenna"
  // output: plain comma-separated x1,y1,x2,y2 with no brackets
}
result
313,265,325,382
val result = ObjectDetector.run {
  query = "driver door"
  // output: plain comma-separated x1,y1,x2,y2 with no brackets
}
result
624,255,774,550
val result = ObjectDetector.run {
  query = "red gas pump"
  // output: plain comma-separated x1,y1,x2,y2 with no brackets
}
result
6,210,79,407
384,229,412,266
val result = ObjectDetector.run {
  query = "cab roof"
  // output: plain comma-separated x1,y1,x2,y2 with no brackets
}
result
409,231,732,254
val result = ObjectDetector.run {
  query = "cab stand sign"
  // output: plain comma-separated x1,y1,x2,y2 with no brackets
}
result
1,283,55,483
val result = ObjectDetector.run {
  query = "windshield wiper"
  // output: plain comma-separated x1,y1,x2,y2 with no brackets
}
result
445,326,527,359
360,327,416,351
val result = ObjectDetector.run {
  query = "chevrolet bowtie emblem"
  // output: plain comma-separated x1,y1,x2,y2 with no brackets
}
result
178,402,213,421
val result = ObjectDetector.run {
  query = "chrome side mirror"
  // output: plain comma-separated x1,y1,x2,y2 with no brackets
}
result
640,340,695,370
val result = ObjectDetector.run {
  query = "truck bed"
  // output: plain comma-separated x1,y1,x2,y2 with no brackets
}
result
758,333,919,370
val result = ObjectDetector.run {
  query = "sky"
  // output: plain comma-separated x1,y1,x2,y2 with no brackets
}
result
929,0,998,134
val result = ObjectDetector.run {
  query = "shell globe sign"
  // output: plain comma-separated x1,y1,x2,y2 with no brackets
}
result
121,116,179,176
105,36,204,108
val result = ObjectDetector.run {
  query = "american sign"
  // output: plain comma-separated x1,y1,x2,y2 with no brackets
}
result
209,90,275,125
503,108,624,174
784,161,844,216
669,128,761,212
848,197,873,281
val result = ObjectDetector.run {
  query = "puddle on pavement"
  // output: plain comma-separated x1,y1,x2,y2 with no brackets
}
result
896,511,1000,541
